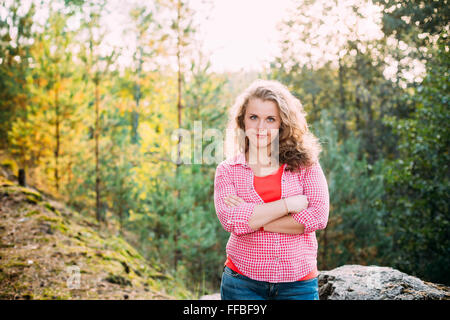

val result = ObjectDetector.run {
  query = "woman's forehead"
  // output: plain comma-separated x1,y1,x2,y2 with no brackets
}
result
246,98,279,116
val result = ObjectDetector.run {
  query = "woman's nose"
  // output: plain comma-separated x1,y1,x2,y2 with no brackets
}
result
257,121,266,130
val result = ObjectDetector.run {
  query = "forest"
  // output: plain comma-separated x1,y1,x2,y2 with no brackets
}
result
0,0,448,296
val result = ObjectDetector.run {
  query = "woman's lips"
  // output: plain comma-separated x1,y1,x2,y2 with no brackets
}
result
256,135,269,143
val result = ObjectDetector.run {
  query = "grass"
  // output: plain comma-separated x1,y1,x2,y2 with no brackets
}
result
0,174,196,300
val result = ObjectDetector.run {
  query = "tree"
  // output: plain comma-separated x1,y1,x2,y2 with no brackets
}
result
271,0,418,163
156,0,198,270
313,111,387,270
382,31,450,284
78,0,118,223
125,3,165,145
0,0,35,177
374,0,450,47
31,6,79,193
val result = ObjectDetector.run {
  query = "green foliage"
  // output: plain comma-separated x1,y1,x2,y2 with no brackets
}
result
374,0,450,45
102,128,142,229
381,32,450,284
124,164,224,294
313,111,388,269
0,0,35,147
270,1,412,165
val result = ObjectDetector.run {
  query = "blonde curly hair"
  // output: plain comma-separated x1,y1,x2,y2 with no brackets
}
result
224,79,322,171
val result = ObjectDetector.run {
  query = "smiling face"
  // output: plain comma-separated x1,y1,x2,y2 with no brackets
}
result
243,98,281,150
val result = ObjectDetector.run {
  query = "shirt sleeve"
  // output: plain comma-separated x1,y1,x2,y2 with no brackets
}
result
214,163,257,236
291,161,329,233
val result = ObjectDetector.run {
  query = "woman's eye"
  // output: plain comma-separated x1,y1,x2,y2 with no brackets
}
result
267,118,275,122
250,115,257,120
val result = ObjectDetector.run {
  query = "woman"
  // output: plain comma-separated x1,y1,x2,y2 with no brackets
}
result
214,79,329,300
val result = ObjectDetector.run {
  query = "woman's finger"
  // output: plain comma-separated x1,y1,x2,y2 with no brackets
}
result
230,195,243,202
224,195,244,208
225,198,233,207
224,197,236,207
225,196,240,207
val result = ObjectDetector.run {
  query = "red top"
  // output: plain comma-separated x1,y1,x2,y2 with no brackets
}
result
224,162,319,281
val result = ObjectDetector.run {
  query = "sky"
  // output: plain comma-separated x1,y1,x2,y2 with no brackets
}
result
17,0,292,72
193,0,295,73
192,0,424,82
19,0,424,81
90,0,295,73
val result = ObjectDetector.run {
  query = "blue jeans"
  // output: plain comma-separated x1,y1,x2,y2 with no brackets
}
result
220,266,319,300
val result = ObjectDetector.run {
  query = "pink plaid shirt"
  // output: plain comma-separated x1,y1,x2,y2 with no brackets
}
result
214,152,329,282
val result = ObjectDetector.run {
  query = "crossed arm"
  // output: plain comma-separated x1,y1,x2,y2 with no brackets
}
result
214,162,329,236
224,194,305,235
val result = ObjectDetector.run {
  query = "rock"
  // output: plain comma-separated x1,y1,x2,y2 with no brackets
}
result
318,265,450,300
200,265,450,300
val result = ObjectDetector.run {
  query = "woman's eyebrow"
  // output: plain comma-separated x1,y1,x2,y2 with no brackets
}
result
249,113,277,118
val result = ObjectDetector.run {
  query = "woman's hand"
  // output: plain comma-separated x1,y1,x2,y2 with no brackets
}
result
224,195,244,208
284,195,308,213
225,194,307,213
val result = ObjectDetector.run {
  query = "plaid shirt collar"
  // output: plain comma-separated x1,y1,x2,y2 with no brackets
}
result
225,153,248,167
225,152,286,171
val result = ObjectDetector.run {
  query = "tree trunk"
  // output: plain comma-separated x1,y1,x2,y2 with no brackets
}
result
95,80,101,223
366,94,375,163
174,0,183,271
54,85,60,192
132,46,143,144
338,57,347,139
18,168,26,187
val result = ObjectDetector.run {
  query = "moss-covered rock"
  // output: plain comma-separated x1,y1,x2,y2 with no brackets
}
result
104,274,132,287
0,173,196,300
